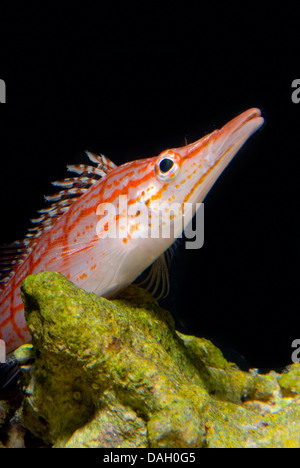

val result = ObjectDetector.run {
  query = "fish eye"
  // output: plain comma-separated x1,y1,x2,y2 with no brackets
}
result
155,151,181,182
159,158,174,173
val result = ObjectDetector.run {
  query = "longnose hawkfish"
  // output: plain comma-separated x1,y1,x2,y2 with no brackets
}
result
0,108,264,353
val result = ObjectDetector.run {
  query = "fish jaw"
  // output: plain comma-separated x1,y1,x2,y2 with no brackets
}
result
175,108,264,207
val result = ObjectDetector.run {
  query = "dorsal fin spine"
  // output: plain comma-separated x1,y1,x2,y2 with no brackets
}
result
0,151,117,285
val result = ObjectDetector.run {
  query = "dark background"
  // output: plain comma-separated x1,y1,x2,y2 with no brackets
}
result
0,5,299,370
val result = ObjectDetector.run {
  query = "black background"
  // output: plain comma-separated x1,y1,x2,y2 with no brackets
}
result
0,5,299,370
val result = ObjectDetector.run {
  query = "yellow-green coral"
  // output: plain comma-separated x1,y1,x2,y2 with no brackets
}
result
20,272,209,447
278,364,300,396
11,271,300,448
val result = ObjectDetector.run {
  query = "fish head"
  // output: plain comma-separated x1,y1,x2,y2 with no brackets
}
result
113,108,264,250
151,108,264,210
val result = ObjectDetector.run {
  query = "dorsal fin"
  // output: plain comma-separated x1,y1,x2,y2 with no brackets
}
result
0,151,117,286
0,240,28,286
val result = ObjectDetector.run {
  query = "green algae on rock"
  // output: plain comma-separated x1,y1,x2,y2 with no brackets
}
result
13,271,300,448
278,364,300,396
19,272,209,448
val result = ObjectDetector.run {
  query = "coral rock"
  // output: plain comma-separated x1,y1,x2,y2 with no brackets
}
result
13,271,300,448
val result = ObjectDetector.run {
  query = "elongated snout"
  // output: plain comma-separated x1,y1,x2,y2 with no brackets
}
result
177,108,264,205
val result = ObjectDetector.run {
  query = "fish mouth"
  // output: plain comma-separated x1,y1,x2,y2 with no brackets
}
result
183,108,264,204
211,108,264,166
225,108,264,135
200,108,264,186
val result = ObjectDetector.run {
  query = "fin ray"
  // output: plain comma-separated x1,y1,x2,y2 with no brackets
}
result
136,245,176,300
0,151,117,285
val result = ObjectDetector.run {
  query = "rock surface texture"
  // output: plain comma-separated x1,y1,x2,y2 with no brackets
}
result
1,272,300,448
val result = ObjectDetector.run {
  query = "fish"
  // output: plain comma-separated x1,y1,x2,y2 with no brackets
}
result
0,108,264,354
